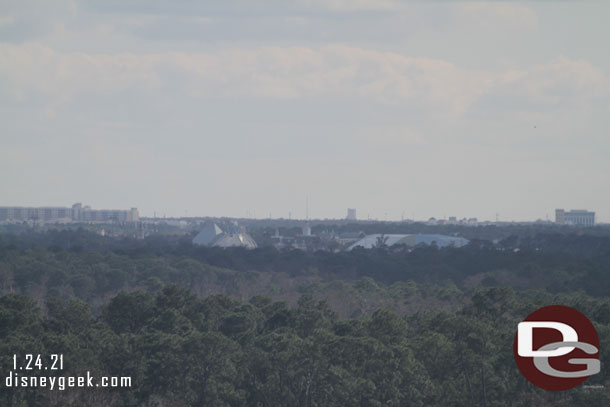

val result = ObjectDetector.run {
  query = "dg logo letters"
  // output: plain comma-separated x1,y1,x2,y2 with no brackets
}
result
513,305,600,391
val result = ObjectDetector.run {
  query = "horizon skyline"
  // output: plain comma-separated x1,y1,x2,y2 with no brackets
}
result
0,200,603,224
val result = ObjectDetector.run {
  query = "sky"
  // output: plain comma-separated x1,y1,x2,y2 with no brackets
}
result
1,1,610,221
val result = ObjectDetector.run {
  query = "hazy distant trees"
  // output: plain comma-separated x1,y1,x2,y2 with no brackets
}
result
2,229,610,308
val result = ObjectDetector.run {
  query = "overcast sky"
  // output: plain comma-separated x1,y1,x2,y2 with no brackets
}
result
1,1,609,221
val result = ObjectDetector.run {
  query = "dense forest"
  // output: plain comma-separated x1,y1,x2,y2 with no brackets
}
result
1,226,610,406
2,287,610,406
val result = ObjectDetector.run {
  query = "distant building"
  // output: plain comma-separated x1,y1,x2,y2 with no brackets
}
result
337,231,365,245
192,223,257,249
0,203,139,223
271,229,296,250
346,208,357,221
555,209,595,226
214,232,258,249
192,223,224,246
271,226,320,251
555,209,565,224
349,234,469,250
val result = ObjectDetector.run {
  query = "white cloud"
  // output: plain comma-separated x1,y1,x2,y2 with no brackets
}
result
2,43,607,122
0,43,485,117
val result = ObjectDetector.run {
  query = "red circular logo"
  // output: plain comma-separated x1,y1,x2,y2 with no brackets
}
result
513,305,600,391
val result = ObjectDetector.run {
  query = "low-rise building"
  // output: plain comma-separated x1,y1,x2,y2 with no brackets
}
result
349,234,469,250
555,209,595,226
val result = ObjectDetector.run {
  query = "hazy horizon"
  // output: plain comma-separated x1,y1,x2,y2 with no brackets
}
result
2,1,609,222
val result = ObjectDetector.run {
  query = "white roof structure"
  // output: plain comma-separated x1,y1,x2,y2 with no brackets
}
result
192,223,224,246
348,234,469,250
214,233,258,249
192,223,257,249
